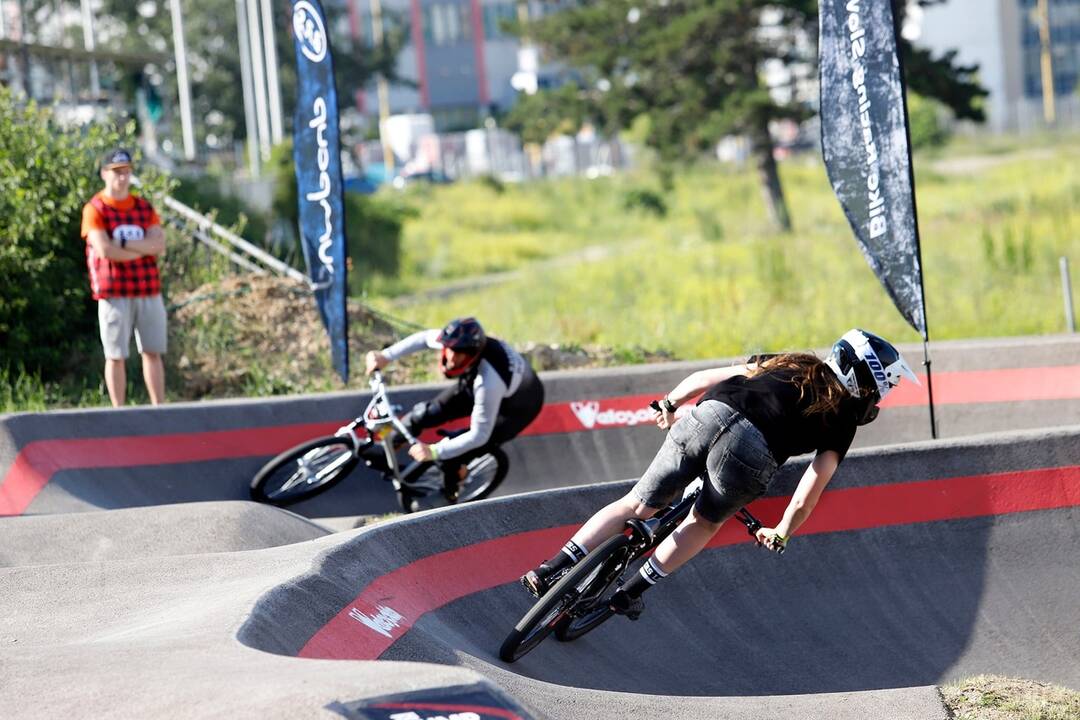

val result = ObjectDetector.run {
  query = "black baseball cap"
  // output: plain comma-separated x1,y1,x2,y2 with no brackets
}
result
101,148,133,170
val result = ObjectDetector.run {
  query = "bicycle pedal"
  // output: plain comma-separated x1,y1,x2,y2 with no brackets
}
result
610,590,644,621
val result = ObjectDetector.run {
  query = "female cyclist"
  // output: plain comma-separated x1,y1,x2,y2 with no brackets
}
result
520,329,918,618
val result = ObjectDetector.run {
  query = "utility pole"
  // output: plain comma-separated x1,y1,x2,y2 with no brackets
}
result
169,0,196,160
259,0,283,144
0,2,7,92
370,0,394,175
16,0,31,95
235,0,260,177
1036,0,1056,125
246,0,272,162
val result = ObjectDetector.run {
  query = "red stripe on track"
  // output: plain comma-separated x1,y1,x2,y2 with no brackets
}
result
298,465,1080,661
1,365,1078,515
0,422,338,516
881,366,1080,406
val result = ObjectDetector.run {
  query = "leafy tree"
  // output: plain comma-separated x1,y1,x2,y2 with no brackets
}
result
503,83,591,145
0,88,172,379
514,0,986,232
95,0,407,157
515,0,817,231
904,1,988,122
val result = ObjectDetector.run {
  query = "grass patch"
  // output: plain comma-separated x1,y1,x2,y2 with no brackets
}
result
6,133,1080,409
381,140,1080,358
940,675,1080,719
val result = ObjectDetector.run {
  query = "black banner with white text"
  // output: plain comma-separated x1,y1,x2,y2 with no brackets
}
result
819,0,927,336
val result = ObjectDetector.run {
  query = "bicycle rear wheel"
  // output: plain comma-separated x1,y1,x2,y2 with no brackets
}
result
499,533,632,663
250,435,358,506
458,448,509,503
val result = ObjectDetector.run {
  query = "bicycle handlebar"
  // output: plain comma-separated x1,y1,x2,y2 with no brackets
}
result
367,370,421,447
735,508,785,555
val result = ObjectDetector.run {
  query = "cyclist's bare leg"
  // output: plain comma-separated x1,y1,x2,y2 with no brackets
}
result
569,490,661,552
650,505,725,574
610,506,724,618
521,490,661,597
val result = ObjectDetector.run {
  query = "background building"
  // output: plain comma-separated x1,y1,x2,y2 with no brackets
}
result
915,0,1080,131
341,0,565,130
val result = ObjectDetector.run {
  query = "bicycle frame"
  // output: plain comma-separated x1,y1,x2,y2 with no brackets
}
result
623,489,775,557
339,371,426,494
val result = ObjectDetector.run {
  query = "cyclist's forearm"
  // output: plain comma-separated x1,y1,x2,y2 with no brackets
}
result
774,499,816,539
381,329,439,361
667,365,750,407
774,452,838,539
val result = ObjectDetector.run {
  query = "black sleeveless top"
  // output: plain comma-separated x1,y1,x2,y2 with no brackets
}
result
700,368,858,464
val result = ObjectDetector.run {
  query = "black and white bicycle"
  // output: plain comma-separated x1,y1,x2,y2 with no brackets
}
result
499,478,782,662
250,371,508,513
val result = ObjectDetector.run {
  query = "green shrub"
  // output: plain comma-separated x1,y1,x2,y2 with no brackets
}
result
907,92,951,151
622,187,668,217
0,88,172,379
478,174,506,194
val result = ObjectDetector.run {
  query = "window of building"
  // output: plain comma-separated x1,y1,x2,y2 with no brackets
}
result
1019,0,1080,98
424,2,473,47
483,2,518,39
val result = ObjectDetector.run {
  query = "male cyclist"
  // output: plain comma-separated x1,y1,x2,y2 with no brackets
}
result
365,317,544,500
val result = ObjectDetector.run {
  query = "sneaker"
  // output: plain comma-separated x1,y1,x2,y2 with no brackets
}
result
442,464,468,503
609,590,644,621
520,563,564,598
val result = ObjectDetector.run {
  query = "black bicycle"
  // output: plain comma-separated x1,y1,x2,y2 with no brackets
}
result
499,481,782,662
250,371,508,513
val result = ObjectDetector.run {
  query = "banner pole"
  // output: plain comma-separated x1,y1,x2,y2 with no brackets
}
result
921,339,937,438
893,3,936,439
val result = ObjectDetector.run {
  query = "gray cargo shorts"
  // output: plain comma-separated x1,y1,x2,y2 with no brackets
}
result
632,400,778,523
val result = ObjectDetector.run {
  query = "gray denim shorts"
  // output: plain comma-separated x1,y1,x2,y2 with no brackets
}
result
633,400,778,523
98,295,168,359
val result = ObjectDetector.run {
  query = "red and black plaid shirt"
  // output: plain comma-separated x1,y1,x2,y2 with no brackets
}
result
82,193,162,300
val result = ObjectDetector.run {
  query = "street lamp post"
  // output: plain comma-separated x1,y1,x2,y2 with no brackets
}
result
169,0,196,160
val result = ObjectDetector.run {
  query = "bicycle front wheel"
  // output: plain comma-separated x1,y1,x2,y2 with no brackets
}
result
553,534,636,642
458,448,509,503
499,533,632,663
250,435,358,506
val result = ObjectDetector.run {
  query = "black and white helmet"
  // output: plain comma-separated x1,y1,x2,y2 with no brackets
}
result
825,329,919,423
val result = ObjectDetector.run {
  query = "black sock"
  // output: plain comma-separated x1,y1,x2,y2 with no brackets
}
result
543,539,588,573
622,556,669,598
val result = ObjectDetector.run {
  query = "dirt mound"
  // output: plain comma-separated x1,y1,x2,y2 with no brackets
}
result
168,274,674,400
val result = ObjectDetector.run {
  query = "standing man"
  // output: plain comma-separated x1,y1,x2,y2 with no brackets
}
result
80,148,168,406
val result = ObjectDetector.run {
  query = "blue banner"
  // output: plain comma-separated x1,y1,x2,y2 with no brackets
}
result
819,0,927,337
291,0,349,381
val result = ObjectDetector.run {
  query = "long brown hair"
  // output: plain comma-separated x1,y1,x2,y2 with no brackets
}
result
747,353,848,415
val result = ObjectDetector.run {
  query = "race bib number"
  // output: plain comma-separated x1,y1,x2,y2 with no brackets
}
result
112,224,145,244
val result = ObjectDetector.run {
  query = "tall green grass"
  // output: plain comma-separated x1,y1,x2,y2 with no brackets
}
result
378,140,1080,359
6,136,1077,411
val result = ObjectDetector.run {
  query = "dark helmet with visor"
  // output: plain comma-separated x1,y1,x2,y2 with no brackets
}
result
437,317,486,377
825,329,919,425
